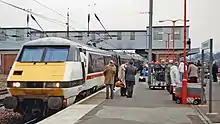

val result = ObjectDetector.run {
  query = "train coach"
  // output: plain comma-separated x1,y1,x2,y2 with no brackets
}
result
3,37,141,118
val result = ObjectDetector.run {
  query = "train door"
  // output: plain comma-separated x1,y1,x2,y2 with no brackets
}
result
79,48,86,82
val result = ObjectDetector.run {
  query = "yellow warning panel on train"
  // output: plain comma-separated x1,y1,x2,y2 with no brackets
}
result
8,62,66,81
9,88,64,96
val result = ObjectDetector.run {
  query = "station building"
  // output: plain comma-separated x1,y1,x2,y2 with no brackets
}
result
0,26,193,74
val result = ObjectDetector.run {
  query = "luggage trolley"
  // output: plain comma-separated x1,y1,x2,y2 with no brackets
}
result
174,83,204,105
149,64,166,90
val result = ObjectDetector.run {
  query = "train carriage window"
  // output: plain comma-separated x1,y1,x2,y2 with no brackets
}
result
112,55,118,66
104,56,112,65
44,47,69,62
88,53,105,73
19,47,44,62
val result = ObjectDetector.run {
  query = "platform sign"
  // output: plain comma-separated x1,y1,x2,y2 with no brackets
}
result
201,38,213,113
201,39,212,50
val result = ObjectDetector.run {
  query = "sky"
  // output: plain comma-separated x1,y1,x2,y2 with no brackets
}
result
0,0,219,52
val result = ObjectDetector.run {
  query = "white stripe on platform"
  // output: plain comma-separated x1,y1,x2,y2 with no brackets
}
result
38,104,97,124
38,87,120,124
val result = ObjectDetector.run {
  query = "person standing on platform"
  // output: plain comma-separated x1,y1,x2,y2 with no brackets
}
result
170,61,181,85
188,62,199,83
178,60,184,82
113,62,119,91
212,61,219,82
125,60,137,98
104,60,116,99
118,61,128,96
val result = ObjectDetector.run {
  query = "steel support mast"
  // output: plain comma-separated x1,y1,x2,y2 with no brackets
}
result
148,0,153,84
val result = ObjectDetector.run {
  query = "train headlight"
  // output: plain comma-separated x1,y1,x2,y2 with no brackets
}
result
12,82,21,88
55,83,60,88
45,83,60,88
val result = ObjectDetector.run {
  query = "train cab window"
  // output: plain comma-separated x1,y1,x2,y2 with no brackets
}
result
44,47,69,62
19,47,44,62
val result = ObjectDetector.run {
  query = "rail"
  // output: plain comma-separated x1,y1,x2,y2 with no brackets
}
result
24,118,38,124
0,89,8,95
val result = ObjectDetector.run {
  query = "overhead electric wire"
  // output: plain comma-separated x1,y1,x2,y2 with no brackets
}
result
30,0,91,40
20,0,110,46
31,0,89,38
32,0,65,18
0,0,66,26
0,0,113,49
0,0,90,40
32,0,78,26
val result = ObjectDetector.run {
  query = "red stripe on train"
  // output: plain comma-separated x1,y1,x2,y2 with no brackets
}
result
86,73,104,80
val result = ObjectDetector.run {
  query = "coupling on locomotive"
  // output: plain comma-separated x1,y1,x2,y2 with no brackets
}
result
4,37,143,117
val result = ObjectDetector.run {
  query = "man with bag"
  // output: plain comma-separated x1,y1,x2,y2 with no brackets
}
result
118,61,128,96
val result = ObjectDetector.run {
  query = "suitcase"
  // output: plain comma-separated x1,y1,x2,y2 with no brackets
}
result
139,76,146,82
120,87,126,96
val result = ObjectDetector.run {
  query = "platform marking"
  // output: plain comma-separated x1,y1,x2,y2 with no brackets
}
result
38,87,120,124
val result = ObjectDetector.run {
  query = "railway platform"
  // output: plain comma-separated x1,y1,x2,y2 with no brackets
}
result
38,78,207,124
197,80,220,123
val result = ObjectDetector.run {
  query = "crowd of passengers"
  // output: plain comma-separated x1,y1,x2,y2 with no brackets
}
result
103,59,219,100
138,59,219,84
103,59,138,99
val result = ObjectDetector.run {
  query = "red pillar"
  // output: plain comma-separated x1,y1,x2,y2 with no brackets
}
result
182,79,187,104
182,0,188,105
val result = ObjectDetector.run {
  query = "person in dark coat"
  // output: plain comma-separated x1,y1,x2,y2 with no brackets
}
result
113,62,119,90
212,61,218,82
125,60,137,98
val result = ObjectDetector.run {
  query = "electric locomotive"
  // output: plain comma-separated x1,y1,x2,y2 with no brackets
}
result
4,37,139,118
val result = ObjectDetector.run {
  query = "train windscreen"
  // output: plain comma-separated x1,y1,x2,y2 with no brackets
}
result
18,46,69,62
44,48,69,62
20,47,44,62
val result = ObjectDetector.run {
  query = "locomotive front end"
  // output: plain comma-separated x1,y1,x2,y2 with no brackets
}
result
4,37,83,118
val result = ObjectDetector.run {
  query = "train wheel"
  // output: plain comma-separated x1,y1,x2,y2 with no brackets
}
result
92,86,98,93
176,97,182,104
74,92,84,103
90,87,95,94
86,90,90,96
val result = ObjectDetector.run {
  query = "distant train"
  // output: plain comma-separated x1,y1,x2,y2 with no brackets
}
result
4,37,143,118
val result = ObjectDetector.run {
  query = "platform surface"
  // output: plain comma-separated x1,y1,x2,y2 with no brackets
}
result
198,80,220,123
38,77,205,124
74,81,204,124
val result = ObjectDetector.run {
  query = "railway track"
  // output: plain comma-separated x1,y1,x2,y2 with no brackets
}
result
0,89,8,95
24,118,38,124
